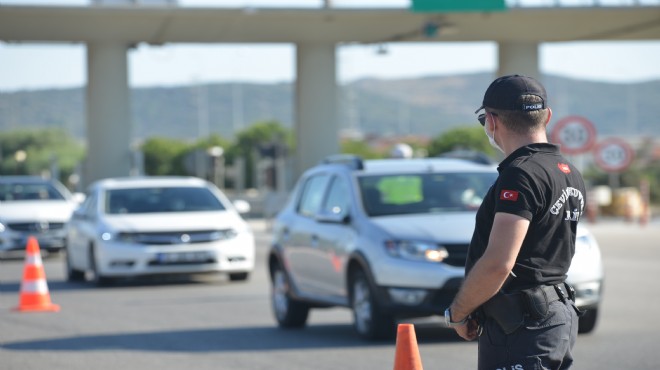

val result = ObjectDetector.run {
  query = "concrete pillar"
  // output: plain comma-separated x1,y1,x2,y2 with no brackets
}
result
85,42,132,185
295,43,338,179
497,42,540,80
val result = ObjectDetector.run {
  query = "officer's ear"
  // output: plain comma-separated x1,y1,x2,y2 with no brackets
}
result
487,112,498,131
544,108,553,127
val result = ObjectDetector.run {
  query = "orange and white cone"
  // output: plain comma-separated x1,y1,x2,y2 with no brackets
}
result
13,236,60,312
393,323,423,370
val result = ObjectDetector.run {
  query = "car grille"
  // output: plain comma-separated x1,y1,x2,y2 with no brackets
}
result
117,230,233,245
441,243,469,267
7,222,65,232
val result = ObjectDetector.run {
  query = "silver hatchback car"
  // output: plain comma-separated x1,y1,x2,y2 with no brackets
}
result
268,156,603,340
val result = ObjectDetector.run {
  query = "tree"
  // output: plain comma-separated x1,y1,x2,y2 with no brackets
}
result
427,126,497,159
0,128,84,185
141,137,189,176
340,139,384,159
228,121,293,189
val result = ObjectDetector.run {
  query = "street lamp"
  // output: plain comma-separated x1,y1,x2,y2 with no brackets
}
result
14,150,27,175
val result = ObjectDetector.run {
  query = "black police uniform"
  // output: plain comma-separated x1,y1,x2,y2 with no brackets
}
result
466,142,586,370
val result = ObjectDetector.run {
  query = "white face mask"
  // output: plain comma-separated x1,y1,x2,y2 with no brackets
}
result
484,119,504,154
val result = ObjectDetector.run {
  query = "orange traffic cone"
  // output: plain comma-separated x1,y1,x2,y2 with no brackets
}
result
393,323,423,370
13,236,60,312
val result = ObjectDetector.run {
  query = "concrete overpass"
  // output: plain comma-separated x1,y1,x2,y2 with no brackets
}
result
1,4,659,184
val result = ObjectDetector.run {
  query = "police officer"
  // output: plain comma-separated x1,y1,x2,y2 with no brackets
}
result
445,75,586,369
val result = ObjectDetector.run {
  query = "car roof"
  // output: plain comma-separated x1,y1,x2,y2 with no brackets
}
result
90,176,210,190
0,176,58,184
360,158,497,175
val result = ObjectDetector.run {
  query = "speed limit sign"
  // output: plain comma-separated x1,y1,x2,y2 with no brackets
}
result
593,138,635,172
550,116,597,155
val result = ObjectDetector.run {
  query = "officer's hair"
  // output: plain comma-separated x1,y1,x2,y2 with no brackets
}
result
489,95,549,135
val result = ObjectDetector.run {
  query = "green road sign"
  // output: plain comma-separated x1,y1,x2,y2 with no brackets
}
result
411,0,506,12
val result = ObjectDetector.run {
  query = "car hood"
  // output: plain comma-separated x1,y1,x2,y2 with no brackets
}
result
0,201,77,222
101,211,248,232
370,212,476,243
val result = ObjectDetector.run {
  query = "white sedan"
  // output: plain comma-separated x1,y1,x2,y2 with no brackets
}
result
66,176,255,285
0,176,81,256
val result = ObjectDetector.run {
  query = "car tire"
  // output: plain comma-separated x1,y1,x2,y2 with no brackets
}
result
578,307,599,334
229,272,249,282
65,248,85,282
271,263,309,328
89,245,113,287
350,270,396,341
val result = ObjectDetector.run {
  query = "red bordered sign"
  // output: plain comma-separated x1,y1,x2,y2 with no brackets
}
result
593,137,635,173
550,116,597,155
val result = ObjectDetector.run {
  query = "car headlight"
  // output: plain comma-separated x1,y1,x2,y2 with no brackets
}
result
210,229,238,241
100,231,118,242
385,240,448,263
0,221,5,233
98,225,123,242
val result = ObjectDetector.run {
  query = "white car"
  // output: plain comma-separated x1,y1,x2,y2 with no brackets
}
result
269,156,604,340
66,176,255,285
0,176,81,256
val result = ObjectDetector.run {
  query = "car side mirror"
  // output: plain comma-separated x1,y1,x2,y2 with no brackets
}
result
72,208,87,220
232,199,251,214
72,192,86,204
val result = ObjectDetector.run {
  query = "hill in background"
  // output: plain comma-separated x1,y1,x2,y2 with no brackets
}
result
1,72,658,142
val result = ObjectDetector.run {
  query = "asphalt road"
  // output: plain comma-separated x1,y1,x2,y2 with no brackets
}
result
1,218,659,370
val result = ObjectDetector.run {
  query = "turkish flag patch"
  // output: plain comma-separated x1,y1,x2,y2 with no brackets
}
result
500,190,519,201
558,163,571,174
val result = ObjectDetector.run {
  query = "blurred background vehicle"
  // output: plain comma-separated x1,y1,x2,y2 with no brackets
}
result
65,176,255,286
569,226,604,334
0,176,83,257
268,155,604,340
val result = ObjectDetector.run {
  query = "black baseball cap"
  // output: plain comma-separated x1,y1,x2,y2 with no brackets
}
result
474,74,547,114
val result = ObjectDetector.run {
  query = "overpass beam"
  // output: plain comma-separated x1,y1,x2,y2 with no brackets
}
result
295,43,338,179
497,42,540,80
85,42,132,185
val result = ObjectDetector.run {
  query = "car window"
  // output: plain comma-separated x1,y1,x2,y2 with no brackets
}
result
82,193,98,218
0,181,67,201
358,172,497,217
297,174,331,217
321,176,351,217
104,186,225,214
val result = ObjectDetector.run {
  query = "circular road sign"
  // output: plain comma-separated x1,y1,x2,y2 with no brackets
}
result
551,116,597,155
593,138,635,173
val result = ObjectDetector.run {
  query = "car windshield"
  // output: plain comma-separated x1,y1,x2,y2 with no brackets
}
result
104,186,226,214
358,172,497,217
0,181,67,202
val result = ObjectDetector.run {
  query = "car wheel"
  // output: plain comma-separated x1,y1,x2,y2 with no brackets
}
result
89,246,113,287
578,307,599,334
271,263,309,328
350,270,395,340
229,272,249,282
65,248,85,282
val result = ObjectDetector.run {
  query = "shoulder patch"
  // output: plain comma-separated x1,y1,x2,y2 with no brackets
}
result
500,190,519,201
558,163,571,174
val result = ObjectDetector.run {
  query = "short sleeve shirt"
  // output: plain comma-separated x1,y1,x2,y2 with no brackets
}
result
465,143,586,290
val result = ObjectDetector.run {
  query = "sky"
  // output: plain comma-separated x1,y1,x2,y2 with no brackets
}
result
1,0,660,91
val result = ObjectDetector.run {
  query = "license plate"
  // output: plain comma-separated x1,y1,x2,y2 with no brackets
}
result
156,251,212,264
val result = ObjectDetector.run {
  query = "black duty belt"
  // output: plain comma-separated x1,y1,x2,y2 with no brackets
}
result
542,284,566,303
480,283,574,334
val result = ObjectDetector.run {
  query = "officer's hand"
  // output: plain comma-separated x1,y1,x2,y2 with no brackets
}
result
453,318,480,341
